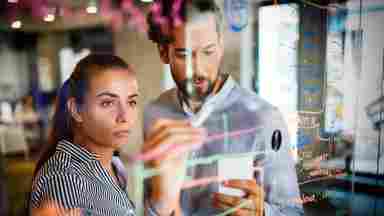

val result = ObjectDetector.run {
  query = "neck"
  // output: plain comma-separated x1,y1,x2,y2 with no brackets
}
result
189,100,203,113
73,133,114,169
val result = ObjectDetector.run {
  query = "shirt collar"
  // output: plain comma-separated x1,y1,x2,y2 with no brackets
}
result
178,76,236,118
57,139,100,162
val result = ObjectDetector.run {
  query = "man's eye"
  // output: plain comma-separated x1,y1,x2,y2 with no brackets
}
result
204,50,215,56
128,100,137,107
101,101,114,107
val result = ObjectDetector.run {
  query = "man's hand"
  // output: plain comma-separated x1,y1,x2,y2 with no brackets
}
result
144,119,205,165
213,179,264,216
144,118,206,215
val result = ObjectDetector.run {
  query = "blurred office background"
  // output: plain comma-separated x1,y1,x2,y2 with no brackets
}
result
0,0,383,215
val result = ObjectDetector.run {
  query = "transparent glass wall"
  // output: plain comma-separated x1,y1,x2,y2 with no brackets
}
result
255,0,383,215
1,0,384,215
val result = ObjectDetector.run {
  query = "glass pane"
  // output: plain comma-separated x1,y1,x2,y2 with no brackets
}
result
1,0,383,216
256,0,383,215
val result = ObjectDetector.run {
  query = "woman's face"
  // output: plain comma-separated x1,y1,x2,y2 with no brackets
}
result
76,69,139,150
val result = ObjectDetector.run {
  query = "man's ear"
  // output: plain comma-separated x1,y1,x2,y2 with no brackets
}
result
158,44,170,64
67,98,83,123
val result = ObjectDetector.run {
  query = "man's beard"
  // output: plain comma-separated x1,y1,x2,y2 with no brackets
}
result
176,76,214,103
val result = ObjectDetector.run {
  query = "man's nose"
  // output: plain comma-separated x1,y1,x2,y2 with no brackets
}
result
191,52,205,77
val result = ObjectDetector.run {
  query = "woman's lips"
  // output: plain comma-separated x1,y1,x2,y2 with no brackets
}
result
113,130,131,137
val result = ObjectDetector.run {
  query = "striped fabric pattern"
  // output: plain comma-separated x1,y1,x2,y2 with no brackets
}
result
30,140,136,216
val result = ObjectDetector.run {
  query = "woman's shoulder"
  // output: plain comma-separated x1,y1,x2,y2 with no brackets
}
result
30,151,88,208
30,167,86,210
33,151,85,187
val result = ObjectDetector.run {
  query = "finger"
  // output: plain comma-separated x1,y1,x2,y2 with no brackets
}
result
213,193,263,211
232,208,262,216
162,128,205,144
142,126,205,161
212,197,233,210
212,198,257,215
145,119,190,146
247,194,264,212
148,118,190,137
137,133,204,164
145,123,205,151
155,136,203,162
223,179,263,196
213,193,243,206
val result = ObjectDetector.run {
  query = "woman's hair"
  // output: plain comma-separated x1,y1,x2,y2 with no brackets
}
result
33,54,133,177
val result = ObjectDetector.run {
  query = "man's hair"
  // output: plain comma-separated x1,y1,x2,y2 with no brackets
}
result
147,0,224,44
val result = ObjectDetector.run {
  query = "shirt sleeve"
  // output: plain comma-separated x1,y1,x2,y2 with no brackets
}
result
30,173,86,210
260,107,304,216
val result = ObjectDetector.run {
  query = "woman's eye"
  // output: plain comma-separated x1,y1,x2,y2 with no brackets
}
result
101,101,114,107
176,53,188,58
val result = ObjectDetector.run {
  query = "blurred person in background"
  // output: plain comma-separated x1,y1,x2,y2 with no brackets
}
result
144,0,303,215
14,95,40,124
29,54,205,216
14,95,41,146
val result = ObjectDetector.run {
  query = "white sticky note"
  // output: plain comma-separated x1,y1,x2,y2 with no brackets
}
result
218,156,254,197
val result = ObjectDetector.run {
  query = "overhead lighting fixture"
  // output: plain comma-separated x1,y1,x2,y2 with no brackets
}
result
8,0,18,3
141,0,153,2
44,13,55,22
11,20,22,29
86,0,98,14
86,5,98,14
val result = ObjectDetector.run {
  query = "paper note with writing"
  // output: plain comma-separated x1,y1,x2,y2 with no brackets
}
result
218,156,254,196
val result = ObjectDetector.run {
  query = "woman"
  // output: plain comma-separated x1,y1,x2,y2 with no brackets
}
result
30,54,138,215
29,54,205,216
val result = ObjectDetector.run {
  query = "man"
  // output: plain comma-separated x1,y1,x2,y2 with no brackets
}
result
144,0,303,215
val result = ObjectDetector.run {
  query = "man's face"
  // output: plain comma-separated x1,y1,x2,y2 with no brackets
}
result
159,14,224,103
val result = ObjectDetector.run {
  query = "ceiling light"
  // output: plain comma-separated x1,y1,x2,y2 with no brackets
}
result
44,13,55,22
11,20,22,29
86,5,98,14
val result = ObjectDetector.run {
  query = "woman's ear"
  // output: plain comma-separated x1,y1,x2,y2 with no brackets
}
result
158,44,170,64
67,98,83,123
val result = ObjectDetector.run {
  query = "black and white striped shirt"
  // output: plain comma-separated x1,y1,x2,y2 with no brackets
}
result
30,140,136,216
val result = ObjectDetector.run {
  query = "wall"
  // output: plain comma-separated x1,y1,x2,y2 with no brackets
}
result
344,0,384,173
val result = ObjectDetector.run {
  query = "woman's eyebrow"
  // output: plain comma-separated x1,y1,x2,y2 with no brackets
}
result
96,92,119,98
96,92,139,99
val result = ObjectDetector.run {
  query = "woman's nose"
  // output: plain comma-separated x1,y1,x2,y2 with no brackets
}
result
116,104,129,123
